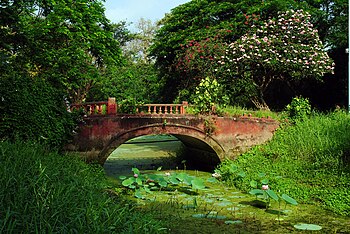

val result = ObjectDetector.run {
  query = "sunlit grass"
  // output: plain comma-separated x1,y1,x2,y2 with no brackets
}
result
186,105,283,120
217,110,350,216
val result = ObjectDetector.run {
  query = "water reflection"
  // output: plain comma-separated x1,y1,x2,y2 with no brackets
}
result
104,135,185,177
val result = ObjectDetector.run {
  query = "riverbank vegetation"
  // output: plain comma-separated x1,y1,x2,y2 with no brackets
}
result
1,0,349,232
0,141,165,233
216,110,350,216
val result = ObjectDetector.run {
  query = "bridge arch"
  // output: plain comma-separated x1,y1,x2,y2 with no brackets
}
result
99,123,225,170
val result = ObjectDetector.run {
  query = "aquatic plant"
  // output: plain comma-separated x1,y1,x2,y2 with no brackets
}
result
294,223,322,231
249,177,297,208
120,168,215,199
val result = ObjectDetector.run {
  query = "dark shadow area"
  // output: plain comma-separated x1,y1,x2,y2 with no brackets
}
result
103,134,221,177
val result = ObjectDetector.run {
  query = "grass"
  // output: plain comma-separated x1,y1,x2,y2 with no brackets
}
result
0,141,165,233
186,105,282,120
216,110,350,216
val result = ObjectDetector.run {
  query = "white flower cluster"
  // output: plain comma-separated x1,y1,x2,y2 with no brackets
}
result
219,9,334,79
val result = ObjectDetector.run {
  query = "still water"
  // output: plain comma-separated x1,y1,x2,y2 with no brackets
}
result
104,134,186,177
103,135,350,233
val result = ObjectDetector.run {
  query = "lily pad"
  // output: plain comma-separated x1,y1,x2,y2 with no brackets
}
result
227,207,240,211
135,190,144,199
191,178,205,190
225,220,243,225
266,189,279,201
122,177,135,187
249,189,264,196
282,194,298,206
183,205,196,209
207,214,226,219
204,198,214,203
229,195,246,199
294,223,322,231
207,177,218,183
192,214,206,218
250,180,258,188
217,201,233,207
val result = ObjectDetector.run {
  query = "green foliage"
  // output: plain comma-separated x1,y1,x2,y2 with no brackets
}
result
0,72,77,149
192,77,229,115
0,142,164,233
0,0,123,103
87,61,162,103
150,0,308,103
216,111,350,215
120,168,213,199
0,0,125,148
118,97,144,114
285,96,312,122
249,176,298,209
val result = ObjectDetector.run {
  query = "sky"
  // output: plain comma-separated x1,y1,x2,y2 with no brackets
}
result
104,0,190,30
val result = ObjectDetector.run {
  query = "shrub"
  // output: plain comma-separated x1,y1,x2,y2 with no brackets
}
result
118,97,144,114
285,96,312,122
192,77,229,115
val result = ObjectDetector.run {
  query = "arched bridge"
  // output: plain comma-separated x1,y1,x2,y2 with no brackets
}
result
66,98,280,170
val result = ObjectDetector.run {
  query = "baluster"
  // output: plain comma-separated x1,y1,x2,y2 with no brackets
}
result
175,106,179,114
148,105,151,114
98,104,102,114
164,106,168,114
90,105,94,115
152,106,157,114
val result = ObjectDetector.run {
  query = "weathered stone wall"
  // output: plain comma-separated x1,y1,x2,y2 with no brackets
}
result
65,114,279,164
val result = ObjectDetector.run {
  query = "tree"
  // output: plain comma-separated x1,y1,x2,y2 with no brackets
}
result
218,9,334,109
1,0,123,103
87,18,162,103
123,18,159,62
150,0,302,102
0,0,123,146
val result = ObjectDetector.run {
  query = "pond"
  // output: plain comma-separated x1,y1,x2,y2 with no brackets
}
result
104,135,350,233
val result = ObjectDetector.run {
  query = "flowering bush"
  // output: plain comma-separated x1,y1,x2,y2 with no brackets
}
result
175,36,227,77
218,9,335,109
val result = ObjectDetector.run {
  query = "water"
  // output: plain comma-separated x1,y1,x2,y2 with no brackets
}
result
104,134,186,177
103,135,350,233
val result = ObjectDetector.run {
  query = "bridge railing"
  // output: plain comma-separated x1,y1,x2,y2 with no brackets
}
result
136,102,188,115
70,101,109,115
70,98,188,116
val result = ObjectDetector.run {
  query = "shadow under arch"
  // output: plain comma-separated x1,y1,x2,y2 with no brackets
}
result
99,123,225,171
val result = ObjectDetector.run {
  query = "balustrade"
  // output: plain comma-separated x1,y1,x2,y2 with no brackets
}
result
70,98,188,116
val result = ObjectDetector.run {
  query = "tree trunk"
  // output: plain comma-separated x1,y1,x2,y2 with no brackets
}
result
251,90,270,111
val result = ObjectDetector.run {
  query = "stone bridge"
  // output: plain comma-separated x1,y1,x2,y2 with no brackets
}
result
66,98,280,170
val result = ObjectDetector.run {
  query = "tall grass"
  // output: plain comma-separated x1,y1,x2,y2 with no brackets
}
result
217,110,350,216
0,141,165,233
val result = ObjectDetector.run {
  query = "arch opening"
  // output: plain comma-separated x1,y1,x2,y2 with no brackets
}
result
103,133,222,177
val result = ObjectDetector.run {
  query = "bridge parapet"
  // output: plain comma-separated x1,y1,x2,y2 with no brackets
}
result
71,98,189,116
66,113,280,167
